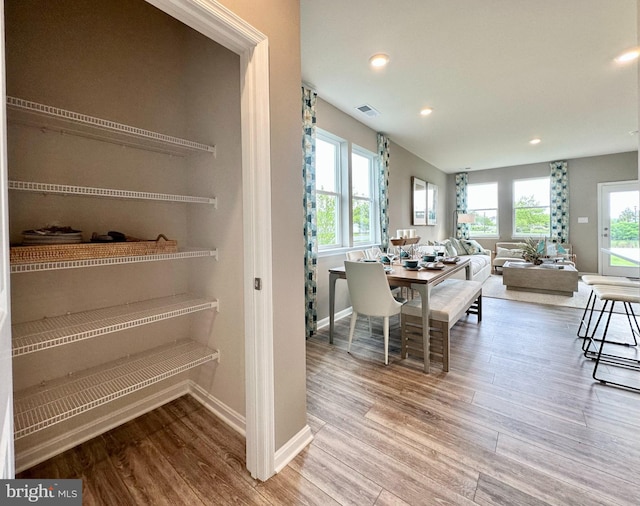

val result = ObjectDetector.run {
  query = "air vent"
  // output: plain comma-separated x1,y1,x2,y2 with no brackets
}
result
355,104,380,118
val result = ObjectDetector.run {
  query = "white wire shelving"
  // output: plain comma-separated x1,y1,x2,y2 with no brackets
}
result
9,180,216,207
13,339,219,439
6,96,216,156
12,294,219,356
10,248,218,273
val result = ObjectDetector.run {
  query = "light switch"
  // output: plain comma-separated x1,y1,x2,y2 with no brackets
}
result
577,217,589,224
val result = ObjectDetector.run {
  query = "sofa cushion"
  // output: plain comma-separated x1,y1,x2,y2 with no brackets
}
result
496,246,524,259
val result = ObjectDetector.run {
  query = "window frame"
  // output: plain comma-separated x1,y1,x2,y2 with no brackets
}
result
467,182,499,238
350,144,379,246
512,176,551,238
315,129,380,255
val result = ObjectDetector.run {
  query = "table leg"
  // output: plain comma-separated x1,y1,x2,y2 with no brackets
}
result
329,271,339,344
412,282,432,373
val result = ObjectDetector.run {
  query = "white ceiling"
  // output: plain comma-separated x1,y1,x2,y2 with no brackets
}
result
301,0,639,173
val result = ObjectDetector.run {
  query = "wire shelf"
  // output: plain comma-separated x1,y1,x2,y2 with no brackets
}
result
10,248,218,273
7,96,216,155
12,294,218,356
9,180,216,206
13,339,219,438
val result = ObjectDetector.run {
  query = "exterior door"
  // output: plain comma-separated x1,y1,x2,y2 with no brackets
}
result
0,0,15,479
598,180,640,278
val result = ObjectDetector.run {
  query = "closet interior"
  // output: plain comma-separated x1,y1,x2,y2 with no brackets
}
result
5,0,245,470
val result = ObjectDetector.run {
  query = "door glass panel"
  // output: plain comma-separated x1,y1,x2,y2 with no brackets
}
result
607,189,639,267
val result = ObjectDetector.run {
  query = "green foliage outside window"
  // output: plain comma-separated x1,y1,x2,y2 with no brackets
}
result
317,194,338,246
352,200,371,243
514,195,550,235
611,207,639,247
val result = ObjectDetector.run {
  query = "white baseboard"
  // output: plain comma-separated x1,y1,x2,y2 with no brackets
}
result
15,381,191,473
274,424,313,473
187,381,246,436
15,381,310,479
317,307,352,329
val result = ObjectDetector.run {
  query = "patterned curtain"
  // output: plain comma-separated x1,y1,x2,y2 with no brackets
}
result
377,133,391,250
302,86,318,338
455,173,469,239
550,160,569,243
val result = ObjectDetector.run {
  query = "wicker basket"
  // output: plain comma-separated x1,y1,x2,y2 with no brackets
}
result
10,234,177,265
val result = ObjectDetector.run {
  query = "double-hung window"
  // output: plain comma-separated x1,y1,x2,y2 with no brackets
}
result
351,147,377,245
513,177,550,237
315,129,379,251
467,183,498,237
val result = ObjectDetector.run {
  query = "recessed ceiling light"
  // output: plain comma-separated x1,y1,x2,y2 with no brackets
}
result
529,138,541,145
420,108,433,116
369,54,390,68
615,48,640,63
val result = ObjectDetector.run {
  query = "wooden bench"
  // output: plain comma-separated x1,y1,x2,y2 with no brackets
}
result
401,279,482,371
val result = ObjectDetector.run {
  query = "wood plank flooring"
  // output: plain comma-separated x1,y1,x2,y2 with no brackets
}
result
19,297,640,505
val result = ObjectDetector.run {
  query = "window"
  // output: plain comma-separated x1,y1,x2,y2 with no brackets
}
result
513,177,550,236
315,130,379,250
467,183,498,237
351,147,377,244
316,134,341,248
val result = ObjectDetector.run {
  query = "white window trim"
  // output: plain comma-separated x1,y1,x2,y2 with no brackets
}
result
351,144,380,246
316,130,380,251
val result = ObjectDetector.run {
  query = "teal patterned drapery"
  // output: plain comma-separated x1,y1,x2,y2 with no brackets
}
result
455,173,469,239
377,133,391,250
302,86,317,338
550,160,569,243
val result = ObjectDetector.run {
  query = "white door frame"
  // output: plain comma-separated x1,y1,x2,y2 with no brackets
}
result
597,180,640,278
146,0,275,480
0,0,15,479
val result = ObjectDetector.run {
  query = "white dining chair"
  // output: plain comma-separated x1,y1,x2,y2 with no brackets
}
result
344,260,406,365
346,249,367,261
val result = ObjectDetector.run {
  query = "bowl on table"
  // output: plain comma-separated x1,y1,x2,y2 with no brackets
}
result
403,259,419,269
422,254,436,262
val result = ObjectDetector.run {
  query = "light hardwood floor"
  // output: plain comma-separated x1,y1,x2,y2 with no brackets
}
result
19,297,640,505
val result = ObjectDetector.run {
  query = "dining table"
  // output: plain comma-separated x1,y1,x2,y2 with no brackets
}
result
328,257,472,373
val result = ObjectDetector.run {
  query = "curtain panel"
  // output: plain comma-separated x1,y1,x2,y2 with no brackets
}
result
455,173,469,239
550,160,569,243
377,134,391,250
302,86,318,338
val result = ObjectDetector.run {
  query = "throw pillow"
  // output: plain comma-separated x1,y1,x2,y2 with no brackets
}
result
437,239,457,257
496,247,524,259
449,237,465,254
461,239,485,255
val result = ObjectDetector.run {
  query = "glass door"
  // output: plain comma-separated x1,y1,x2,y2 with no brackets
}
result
598,180,640,278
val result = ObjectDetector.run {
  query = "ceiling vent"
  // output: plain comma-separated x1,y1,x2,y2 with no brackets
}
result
355,104,380,118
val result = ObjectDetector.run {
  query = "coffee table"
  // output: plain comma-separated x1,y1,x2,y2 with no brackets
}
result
502,261,579,296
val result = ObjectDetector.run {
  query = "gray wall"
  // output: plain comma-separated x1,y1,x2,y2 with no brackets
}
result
315,99,449,323
451,151,638,272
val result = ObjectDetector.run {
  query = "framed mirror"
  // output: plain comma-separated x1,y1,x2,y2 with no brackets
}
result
427,182,438,225
411,177,427,225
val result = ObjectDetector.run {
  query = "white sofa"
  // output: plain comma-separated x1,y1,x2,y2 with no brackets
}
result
421,238,491,284
450,251,491,283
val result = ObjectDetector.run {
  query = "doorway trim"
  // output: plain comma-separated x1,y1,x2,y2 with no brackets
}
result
145,0,275,480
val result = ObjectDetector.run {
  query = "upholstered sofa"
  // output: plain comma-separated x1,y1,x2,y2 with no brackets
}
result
421,238,492,283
